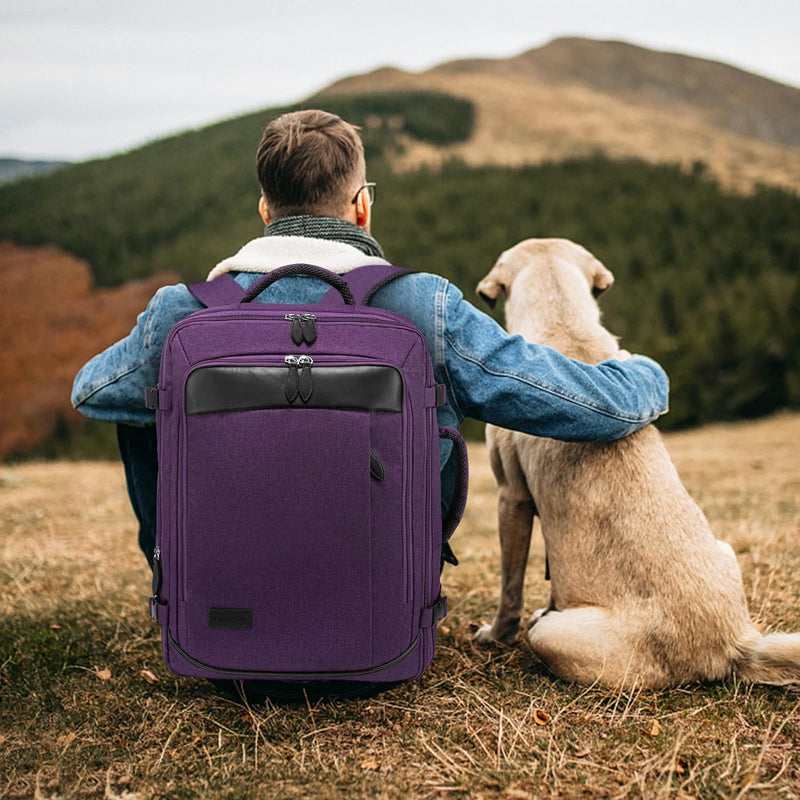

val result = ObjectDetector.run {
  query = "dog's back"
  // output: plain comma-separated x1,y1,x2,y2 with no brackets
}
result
477,239,800,688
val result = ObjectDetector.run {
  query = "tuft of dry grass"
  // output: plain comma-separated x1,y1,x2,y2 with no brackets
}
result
1,414,799,798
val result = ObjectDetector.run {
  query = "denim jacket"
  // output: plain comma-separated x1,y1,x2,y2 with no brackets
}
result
72,236,669,456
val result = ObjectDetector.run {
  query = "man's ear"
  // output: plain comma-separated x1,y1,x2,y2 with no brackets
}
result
258,196,271,225
354,189,370,229
475,275,504,309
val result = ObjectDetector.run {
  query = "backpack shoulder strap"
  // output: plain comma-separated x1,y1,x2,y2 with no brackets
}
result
317,265,414,307
187,274,245,307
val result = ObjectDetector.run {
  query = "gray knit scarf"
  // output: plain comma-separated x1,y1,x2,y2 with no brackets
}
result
264,216,385,259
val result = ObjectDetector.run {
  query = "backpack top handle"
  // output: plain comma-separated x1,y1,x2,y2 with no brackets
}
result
241,264,355,305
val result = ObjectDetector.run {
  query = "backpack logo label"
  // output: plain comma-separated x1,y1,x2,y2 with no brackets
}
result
208,608,253,630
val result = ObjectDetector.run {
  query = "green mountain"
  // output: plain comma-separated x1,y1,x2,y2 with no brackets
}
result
0,93,473,288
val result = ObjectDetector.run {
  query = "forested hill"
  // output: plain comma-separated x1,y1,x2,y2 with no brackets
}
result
1,42,799,456
378,158,800,430
0,93,474,288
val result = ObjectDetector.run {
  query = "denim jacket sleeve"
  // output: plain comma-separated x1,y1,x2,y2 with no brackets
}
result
71,284,202,425
440,281,669,442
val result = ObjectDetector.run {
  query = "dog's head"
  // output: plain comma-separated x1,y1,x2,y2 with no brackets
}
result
476,238,614,309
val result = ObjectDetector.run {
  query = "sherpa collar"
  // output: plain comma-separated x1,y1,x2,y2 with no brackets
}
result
207,233,390,281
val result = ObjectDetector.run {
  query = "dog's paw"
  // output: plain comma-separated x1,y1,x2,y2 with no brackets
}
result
474,624,501,646
474,622,518,647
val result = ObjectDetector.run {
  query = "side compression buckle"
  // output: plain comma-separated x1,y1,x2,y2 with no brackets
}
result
144,387,159,409
420,595,448,629
144,387,171,411
149,596,167,626
424,384,448,408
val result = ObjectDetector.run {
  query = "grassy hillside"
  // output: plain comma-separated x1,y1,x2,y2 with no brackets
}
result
492,37,800,148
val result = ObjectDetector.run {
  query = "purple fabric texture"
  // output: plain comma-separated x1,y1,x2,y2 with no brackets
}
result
186,274,245,307
150,264,467,683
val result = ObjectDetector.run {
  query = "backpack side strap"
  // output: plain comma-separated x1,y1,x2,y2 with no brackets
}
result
317,265,414,307
187,274,246,307
439,426,469,542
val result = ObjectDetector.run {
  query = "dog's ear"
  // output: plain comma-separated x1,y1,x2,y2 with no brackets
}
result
478,245,532,307
477,255,511,308
591,262,614,298
476,275,504,309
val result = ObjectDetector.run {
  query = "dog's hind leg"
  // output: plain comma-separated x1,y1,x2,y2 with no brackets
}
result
527,606,666,688
475,486,536,646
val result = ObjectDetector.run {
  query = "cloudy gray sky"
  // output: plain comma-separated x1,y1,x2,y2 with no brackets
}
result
2,0,799,161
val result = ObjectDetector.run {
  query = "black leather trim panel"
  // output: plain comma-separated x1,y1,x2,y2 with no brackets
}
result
185,365,403,414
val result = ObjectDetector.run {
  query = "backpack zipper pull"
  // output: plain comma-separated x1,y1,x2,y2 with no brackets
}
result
298,355,313,402
151,545,162,601
284,355,300,402
285,314,304,345
300,314,317,344
285,313,317,345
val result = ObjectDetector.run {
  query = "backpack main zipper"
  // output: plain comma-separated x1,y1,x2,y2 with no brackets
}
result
283,355,313,402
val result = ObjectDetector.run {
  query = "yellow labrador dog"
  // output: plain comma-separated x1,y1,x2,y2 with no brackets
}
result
474,237,800,688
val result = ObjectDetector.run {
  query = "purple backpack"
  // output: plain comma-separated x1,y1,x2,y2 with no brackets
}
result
145,264,468,688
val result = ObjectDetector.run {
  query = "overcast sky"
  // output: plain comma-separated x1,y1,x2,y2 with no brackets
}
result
2,0,799,161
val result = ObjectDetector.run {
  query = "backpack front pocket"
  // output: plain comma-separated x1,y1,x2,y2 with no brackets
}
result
180,407,373,672
174,362,412,675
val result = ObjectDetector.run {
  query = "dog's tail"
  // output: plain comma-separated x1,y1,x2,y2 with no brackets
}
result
735,632,800,685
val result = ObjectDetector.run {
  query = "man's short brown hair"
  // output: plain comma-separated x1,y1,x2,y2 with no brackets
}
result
255,109,365,218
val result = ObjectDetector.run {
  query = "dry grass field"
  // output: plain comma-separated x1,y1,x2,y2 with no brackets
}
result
1,414,799,799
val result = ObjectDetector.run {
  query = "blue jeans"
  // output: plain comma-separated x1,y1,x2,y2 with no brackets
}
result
117,424,159,566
